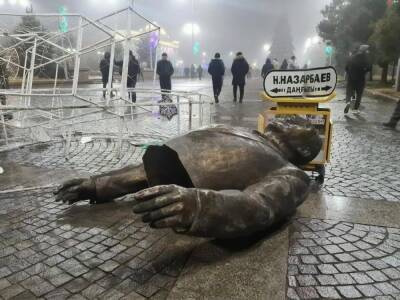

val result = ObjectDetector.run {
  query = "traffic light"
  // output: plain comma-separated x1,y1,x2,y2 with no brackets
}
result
325,41,333,56
193,41,200,55
388,0,399,7
325,46,333,56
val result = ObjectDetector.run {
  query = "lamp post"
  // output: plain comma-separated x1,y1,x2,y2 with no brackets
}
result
182,23,200,64
191,0,194,64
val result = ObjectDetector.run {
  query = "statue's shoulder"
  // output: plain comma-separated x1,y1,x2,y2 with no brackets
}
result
189,124,258,138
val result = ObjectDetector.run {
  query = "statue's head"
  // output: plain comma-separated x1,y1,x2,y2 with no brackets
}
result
266,116,323,166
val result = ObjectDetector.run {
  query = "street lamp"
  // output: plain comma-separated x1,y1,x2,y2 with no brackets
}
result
263,44,271,53
182,23,200,35
304,36,320,53
19,0,29,7
182,22,200,63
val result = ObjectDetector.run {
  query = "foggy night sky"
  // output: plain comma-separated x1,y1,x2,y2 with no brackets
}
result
0,0,332,65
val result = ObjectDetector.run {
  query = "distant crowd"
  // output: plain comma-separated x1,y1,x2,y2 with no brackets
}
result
95,47,396,127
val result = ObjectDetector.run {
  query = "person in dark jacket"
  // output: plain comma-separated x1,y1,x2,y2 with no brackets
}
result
190,64,196,79
344,45,372,114
231,52,249,103
99,52,112,99
280,59,288,70
115,51,141,102
197,65,203,80
156,53,174,95
184,67,190,78
208,53,225,103
288,56,299,70
261,58,274,78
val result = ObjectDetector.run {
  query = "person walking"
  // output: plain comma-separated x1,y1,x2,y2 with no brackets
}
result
190,64,196,79
115,51,141,102
157,53,174,96
184,67,190,78
231,52,249,103
383,101,400,129
197,65,203,80
208,52,225,103
261,58,274,78
100,52,112,99
344,45,371,114
280,59,288,70
126,52,140,102
272,58,279,70
288,56,299,70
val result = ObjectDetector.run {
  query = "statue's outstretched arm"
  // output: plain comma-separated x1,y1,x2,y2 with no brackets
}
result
132,166,310,239
55,164,148,204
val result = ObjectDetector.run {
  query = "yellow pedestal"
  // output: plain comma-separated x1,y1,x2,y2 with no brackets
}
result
258,91,334,170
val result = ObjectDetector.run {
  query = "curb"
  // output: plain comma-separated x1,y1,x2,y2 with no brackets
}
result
365,89,399,102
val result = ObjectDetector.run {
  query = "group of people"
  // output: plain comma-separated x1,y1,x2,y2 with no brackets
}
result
99,50,299,105
184,64,204,80
100,50,141,102
208,51,250,103
100,51,175,102
261,56,299,78
155,51,252,104
97,49,399,129
343,44,399,128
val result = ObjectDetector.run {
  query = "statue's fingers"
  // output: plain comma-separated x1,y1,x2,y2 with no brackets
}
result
54,185,81,202
133,194,179,213
133,185,177,201
141,202,184,223
59,192,79,204
54,178,83,195
55,190,68,202
150,215,182,229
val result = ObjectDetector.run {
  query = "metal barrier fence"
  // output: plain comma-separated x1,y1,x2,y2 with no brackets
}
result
0,7,214,158
0,87,213,158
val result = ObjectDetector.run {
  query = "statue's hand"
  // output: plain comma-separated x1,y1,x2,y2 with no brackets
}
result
54,178,96,204
132,185,197,231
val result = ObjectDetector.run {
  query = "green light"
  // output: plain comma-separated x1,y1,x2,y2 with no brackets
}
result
325,45,333,56
58,5,68,33
192,41,200,55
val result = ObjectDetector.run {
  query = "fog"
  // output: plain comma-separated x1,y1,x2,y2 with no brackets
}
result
1,0,332,67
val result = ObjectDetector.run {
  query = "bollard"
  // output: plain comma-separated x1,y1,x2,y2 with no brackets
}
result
177,96,181,134
189,99,193,131
396,57,400,92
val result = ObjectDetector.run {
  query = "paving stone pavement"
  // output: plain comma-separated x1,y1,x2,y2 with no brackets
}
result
324,122,400,201
1,80,400,299
0,189,198,299
287,218,400,299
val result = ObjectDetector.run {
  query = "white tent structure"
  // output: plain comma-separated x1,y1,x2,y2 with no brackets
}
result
0,5,212,157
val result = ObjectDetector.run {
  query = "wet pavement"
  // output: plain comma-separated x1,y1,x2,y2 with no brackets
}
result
0,78,400,299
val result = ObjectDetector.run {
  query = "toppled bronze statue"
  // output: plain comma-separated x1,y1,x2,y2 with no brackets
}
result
55,117,322,239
